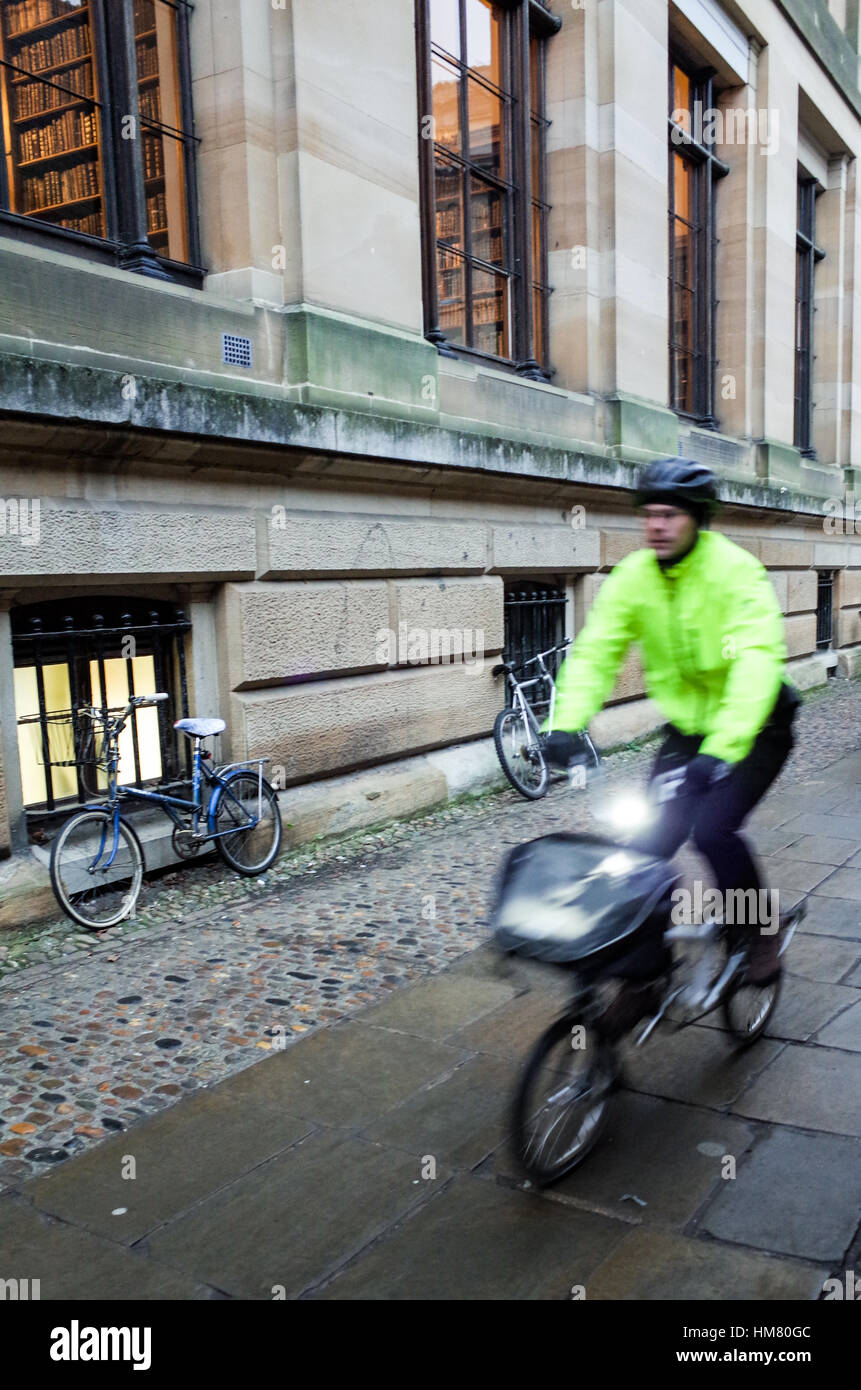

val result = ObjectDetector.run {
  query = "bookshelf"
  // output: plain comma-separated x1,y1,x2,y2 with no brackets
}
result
0,0,104,237
134,0,168,251
435,168,506,353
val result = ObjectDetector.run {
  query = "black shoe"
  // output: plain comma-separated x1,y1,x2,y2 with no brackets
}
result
746,918,788,986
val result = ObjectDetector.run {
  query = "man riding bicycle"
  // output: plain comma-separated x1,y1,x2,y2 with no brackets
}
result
544,458,800,1035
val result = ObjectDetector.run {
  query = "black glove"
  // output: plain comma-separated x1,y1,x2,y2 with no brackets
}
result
543,731,586,770
684,753,730,794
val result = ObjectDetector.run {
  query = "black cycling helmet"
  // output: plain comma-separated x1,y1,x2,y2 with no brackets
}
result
634,457,719,525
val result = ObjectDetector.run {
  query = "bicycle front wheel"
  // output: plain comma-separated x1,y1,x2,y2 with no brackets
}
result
213,771,282,876
512,1013,617,1186
50,811,144,930
493,708,548,800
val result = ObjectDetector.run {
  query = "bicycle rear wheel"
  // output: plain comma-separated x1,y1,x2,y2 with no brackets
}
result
50,811,144,930
213,771,282,875
493,708,548,800
512,1013,617,1186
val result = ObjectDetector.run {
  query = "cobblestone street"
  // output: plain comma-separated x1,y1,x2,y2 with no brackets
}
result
2,677,861,1299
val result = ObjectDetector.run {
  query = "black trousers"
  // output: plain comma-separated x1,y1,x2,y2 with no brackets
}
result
628,714,795,931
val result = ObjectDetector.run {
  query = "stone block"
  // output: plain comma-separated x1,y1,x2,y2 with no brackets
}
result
0,506,257,582
602,529,642,567
219,580,390,689
769,570,788,611
585,1228,828,1301
758,537,815,568
391,578,503,663
783,612,817,658
489,524,599,574
787,569,817,612
230,662,502,780
261,512,488,578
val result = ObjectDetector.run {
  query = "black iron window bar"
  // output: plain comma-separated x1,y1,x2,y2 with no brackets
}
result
795,177,826,456
12,605,191,817
503,582,567,710
816,571,834,651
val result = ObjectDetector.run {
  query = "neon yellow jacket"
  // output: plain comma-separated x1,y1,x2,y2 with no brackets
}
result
550,531,790,764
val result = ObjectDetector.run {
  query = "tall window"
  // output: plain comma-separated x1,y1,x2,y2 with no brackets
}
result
0,0,199,282
668,59,727,422
11,598,191,821
416,0,559,377
794,175,825,455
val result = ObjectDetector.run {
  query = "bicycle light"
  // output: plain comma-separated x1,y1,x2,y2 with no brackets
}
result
602,793,654,832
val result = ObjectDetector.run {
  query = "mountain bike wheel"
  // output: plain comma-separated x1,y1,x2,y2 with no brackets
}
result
50,811,144,930
213,771,282,876
722,971,782,1046
511,1013,617,1186
493,708,548,800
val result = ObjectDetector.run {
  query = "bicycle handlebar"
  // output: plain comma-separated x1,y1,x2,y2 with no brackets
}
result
78,693,169,736
492,638,572,679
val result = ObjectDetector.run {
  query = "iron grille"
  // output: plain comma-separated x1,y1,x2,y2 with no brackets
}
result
503,582,567,709
11,598,191,819
816,571,834,651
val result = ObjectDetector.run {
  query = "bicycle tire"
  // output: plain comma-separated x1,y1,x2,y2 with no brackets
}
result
511,1012,617,1186
722,970,782,1047
213,770,282,876
493,708,548,800
50,810,144,931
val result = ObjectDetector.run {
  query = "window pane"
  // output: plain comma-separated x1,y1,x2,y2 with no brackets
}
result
0,0,105,235
90,654,162,785
471,263,510,357
672,150,693,223
437,244,466,344
532,283,545,366
531,114,542,199
530,34,541,119
432,54,460,154
134,0,189,262
467,73,504,173
466,0,502,89
470,172,506,268
430,0,461,60
672,63,691,131
435,149,463,250
531,199,544,281
14,662,76,806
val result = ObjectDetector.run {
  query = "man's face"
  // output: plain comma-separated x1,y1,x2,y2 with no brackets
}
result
642,504,698,561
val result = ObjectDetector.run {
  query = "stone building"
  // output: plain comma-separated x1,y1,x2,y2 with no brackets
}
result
1,0,861,922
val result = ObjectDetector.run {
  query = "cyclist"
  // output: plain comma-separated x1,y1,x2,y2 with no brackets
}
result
544,458,800,1034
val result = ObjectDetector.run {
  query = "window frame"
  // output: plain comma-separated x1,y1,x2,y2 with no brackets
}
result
667,55,728,426
0,0,203,286
794,173,825,456
416,0,559,380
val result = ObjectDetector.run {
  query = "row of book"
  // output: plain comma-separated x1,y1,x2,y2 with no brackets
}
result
146,190,167,234
134,0,156,31
62,209,104,236
143,135,164,179
5,0,79,38
18,107,97,162
139,85,161,121
21,156,100,212
12,26,90,77
136,40,159,79
15,62,93,116
436,207,460,237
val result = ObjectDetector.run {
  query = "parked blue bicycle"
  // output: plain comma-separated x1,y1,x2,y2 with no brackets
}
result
49,694,282,929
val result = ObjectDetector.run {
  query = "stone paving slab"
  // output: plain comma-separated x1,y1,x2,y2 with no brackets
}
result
759,858,835,893
782,935,861,984
780,813,861,841
18,1089,315,1243
200,1020,471,1130
619,1026,785,1110
359,1051,513,1170
774,835,860,866
445,981,578,1062
797,895,861,939
346,970,517,1042
815,999,861,1051
584,1227,830,1301
697,1127,861,1263
0,1192,211,1300
144,1129,446,1300
811,868,861,902
310,1173,628,1301
732,1045,861,1136
487,1091,754,1231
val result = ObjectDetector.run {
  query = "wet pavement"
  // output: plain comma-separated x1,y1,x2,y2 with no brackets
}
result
1,677,861,1298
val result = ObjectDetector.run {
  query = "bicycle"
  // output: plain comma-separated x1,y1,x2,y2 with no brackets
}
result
492,639,600,799
492,755,804,1186
49,694,282,930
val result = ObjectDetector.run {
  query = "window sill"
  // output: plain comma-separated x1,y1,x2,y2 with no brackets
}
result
0,210,205,289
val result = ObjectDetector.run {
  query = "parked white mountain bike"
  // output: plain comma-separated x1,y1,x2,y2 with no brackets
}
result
492,640,600,799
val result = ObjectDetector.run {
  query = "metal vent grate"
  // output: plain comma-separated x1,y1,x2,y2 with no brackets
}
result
222,333,253,368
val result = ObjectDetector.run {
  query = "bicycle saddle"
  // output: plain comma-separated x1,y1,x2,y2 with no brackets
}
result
174,717,226,738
